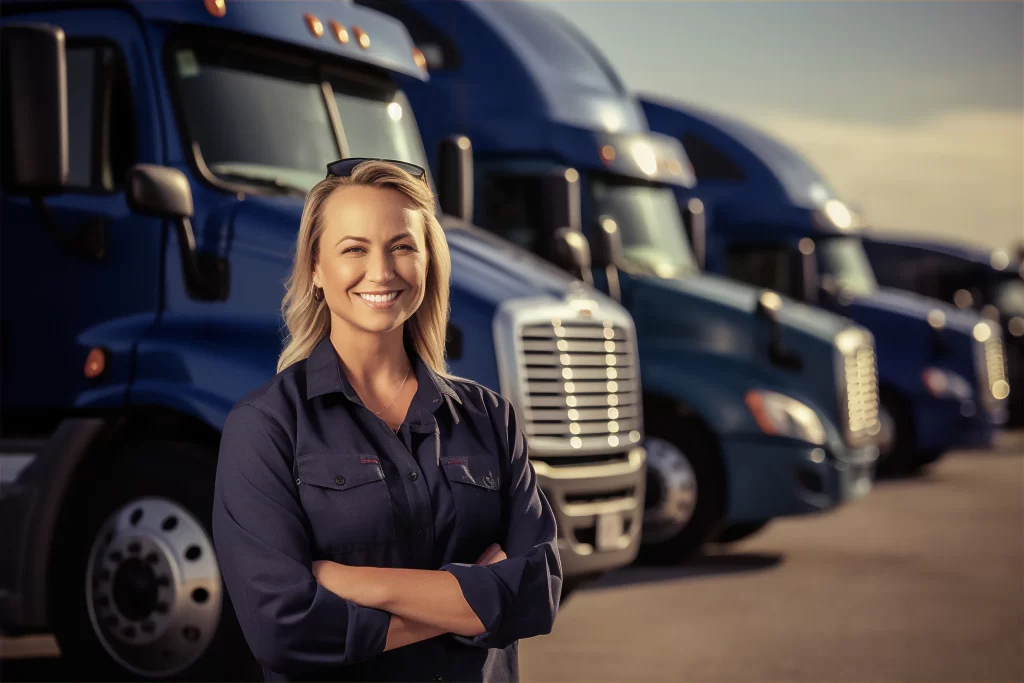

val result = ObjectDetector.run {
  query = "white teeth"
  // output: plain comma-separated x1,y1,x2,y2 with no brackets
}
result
359,292,399,303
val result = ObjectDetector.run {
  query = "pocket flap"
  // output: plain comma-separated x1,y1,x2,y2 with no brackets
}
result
297,453,385,491
443,458,499,491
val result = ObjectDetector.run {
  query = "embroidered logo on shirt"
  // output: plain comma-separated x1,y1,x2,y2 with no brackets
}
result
445,456,469,465
360,457,380,465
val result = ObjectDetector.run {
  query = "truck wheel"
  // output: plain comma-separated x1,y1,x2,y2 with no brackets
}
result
636,423,724,565
876,395,918,477
50,440,259,681
714,521,769,544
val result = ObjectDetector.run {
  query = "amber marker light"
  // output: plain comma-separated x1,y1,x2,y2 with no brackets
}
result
203,0,226,18
353,26,370,49
85,348,107,379
305,13,324,38
412,47,427,72
600,145,616,164
329,20,350,44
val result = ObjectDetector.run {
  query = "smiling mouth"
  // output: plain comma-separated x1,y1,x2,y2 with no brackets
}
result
356,291,401,303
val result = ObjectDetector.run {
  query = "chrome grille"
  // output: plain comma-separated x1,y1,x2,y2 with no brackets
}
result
836,329,880,448
521,322,642,450
494,296,643,456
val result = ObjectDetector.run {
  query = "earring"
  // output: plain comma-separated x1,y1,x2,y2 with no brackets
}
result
311,283,325,302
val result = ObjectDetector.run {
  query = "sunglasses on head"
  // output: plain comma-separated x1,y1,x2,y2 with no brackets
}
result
325,158,427,180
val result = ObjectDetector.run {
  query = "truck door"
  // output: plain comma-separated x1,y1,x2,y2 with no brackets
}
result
1,8,164,420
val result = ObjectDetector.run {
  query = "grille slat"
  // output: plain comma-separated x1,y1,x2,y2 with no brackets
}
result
842,344,880,447
517,320,643,451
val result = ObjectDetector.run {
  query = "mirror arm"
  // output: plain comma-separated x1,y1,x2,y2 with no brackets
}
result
605,265,621,302
175,217,229,301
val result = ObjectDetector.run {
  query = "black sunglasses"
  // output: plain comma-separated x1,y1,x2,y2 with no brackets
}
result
325,158,427,180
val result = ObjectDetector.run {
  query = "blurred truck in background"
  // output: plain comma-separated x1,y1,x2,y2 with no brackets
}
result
640,97,1009,474
366,0,882,563
0,1,647,677
861,236,1021,425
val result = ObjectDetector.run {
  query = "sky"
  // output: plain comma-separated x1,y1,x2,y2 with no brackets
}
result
543,0,1023,250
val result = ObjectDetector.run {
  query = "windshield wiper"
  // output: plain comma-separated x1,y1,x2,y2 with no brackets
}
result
213,171,307,197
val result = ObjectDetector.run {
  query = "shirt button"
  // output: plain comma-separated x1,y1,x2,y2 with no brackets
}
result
295,478,301,485
483,475,494,487
335,475,346,486
417,529,427,541
432,675,444,681
408,471,419,481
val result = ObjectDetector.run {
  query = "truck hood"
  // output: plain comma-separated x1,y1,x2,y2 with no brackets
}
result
845,287,978,336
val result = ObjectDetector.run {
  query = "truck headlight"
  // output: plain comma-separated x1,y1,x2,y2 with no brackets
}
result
921,367,973,401
744,390,827,445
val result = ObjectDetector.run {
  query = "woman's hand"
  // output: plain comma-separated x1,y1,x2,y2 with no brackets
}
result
475,543,506,566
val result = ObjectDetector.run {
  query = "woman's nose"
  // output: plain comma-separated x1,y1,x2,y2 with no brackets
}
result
366,250,395,284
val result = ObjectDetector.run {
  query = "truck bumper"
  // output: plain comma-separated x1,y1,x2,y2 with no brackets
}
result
532,447,646,579
913,397,996,452
721,437,877,524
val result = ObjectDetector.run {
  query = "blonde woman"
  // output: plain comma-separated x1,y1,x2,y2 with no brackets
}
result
212,160,561,682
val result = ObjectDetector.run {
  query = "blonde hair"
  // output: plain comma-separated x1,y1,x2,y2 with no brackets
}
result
277,161,451,375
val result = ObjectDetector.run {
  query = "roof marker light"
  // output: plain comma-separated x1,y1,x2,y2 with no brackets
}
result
329,20,350,44
353,26,370,49
203,0,226,18
412,47,428,72
305,13,324,38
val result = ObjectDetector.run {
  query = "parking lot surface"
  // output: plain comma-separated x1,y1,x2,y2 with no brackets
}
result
2,434,1022,681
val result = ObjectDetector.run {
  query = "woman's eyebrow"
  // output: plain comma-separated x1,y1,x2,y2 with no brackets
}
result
335,233,414,247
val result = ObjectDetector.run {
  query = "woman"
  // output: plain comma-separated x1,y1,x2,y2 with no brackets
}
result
212,160,562,682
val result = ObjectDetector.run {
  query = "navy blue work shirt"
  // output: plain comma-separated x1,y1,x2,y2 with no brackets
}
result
212,336,562,682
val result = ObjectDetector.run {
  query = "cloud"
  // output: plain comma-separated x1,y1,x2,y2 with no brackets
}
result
743,108,1023,249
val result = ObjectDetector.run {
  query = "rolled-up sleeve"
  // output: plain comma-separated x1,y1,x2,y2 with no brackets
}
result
441,399,562,649
213,404,391,675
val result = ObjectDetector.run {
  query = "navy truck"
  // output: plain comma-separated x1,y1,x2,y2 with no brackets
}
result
364,0,881,561
861,236,1021,425
640,97,1009,473
0,1,648,677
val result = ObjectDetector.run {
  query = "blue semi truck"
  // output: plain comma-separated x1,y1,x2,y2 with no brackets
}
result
860,235,1021,425
0,2,648,677
367,0,881,560
640,97,1009,473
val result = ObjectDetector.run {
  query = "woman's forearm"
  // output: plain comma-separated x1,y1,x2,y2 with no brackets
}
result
384,614,449,651
314,562,485,636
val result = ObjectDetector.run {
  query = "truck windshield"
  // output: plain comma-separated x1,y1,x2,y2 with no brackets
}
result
171,45,428,194
817,237,879,297
589,177,697,278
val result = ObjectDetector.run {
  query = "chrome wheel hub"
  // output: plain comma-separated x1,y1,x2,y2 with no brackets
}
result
86,497,222,677
642,436,698,544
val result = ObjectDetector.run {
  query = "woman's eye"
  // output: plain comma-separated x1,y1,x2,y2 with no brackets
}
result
342,247,365,254
394,244,415,252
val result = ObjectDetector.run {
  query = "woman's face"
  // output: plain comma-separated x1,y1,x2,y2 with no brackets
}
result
313,185,428,336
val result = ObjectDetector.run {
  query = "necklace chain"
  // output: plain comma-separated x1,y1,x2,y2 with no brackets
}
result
373,366,412,417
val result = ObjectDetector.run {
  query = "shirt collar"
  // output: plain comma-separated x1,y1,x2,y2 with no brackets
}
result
305,337,462,417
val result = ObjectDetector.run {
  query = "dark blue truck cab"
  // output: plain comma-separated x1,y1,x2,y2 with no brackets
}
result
641,97,1009,473
0,2,647,676
861,235,1021,425
371,0,881,562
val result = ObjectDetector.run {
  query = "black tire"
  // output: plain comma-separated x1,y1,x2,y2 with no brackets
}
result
636,416,725,566
876,391,920,477
49,440,260,681
913,449,946,469
714,521,769,544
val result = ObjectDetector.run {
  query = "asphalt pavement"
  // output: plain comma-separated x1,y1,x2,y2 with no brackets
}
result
2,433,1022,681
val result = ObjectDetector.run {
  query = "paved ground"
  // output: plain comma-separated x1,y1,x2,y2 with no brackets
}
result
3,434,1022,681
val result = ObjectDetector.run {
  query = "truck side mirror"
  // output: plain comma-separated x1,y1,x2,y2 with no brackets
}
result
755,290,802,371
552,228,593,286
682,197,706,270
126,164,228,301
126,164,194,218
1,23,69,192
590,215,626,301
437,135,473,221
590,215,625,269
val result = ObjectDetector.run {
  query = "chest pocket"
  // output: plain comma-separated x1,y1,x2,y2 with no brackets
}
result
443,457,503,561
296,453,395,557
